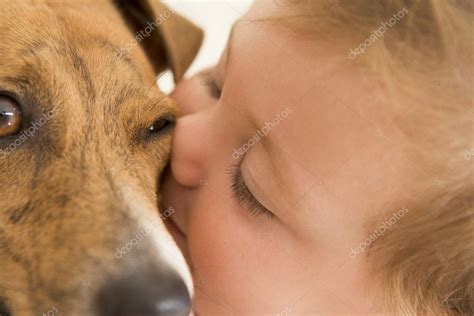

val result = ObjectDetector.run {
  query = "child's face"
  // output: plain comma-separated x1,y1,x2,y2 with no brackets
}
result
162,1,419,313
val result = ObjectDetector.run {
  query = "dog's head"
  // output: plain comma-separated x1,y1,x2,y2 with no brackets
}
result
0,1,202,315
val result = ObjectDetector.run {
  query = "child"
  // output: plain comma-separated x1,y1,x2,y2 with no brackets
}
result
162,0,473,314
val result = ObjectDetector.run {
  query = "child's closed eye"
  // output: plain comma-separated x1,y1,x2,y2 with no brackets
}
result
227,163,274,220
201,71,222,99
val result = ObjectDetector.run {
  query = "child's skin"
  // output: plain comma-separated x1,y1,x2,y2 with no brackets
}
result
162,0,423,314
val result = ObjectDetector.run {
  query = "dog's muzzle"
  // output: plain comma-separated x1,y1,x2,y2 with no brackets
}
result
96,264,191,316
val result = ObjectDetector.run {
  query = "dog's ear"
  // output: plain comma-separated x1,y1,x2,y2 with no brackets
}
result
114,0,203,82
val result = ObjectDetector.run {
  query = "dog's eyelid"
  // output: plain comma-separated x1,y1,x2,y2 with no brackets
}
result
143,96,177,120
156,111,176,125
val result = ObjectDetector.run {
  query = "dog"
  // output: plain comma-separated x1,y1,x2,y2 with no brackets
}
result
0,0,202,315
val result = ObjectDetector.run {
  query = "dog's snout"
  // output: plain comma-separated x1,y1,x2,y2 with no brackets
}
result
97,267,191,316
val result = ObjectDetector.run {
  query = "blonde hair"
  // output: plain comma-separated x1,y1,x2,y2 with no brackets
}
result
275,0,473,315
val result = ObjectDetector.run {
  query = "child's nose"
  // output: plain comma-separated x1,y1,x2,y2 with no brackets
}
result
170,111,213,188
171,75,215,117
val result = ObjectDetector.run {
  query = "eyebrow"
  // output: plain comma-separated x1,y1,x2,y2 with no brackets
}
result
225,20,277,149
224,19,300,204
223,20,284,167
223,19,243,73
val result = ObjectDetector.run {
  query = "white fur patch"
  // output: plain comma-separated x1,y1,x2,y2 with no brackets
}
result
121,187,194,297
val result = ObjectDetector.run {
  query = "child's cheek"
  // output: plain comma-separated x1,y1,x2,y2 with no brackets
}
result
187,200,265,309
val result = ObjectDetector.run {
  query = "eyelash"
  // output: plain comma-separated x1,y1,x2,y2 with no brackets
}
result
227,164,274,220
203,71,270,219
202,73,222,99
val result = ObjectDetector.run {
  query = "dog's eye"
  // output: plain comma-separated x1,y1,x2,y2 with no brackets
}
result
0,95,22,137
147,117,174,135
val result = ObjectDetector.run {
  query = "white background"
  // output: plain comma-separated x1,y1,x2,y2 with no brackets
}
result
158,0,253,93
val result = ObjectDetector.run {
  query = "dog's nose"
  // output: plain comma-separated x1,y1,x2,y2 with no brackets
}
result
97,267,191,316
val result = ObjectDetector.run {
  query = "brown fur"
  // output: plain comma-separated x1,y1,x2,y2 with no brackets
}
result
0,0,202,314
